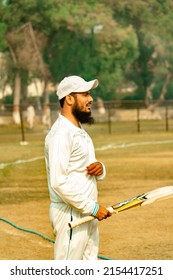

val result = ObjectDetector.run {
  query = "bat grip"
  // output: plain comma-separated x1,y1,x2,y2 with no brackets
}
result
68,207,114,229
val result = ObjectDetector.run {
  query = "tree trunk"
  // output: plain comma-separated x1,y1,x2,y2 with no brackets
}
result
42,80,52,128
34,79,44,110
43,80,50,105
145,73,172,113
12,71,21,124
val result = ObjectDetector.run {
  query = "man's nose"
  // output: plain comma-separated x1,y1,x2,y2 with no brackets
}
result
88,95,93,102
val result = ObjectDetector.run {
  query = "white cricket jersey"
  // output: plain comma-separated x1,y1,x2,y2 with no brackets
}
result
45,114,106,215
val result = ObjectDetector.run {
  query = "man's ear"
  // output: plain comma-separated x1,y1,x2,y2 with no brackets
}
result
66,94,74,105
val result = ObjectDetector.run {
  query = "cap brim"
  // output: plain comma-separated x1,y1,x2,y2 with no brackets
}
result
74,79,99,93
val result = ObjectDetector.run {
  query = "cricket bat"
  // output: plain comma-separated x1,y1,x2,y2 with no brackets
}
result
68,186,173,229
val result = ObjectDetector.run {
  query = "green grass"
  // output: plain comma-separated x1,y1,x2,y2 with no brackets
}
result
1,121,173,205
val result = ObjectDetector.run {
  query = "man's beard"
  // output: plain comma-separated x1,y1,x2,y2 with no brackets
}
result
72,104,95,124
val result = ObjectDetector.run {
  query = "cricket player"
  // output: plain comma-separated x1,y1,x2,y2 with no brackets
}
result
45,75,111,260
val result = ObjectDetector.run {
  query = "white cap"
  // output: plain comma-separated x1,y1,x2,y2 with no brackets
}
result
56,75,99,100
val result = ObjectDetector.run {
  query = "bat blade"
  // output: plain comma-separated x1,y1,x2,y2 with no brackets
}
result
111,186,173,212
142,186,173,205
68,186,173,229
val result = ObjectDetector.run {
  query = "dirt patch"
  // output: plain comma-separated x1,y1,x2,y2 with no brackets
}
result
0,187,173,260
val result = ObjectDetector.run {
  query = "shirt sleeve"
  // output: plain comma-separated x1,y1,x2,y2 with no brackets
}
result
96,161,106,181
48,133,96,215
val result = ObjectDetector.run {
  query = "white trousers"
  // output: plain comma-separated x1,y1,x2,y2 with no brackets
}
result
50,203,99,260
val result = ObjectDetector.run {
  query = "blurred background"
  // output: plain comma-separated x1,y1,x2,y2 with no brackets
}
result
1,0,173,131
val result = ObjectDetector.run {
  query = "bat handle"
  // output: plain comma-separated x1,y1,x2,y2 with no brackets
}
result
68,207,114,229
107,207,114,213
68,215,95,229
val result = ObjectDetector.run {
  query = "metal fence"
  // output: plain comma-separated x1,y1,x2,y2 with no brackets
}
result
1,100,173,134
99,100,173,133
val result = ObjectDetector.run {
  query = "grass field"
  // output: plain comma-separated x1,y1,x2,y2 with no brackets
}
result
0,121,173,260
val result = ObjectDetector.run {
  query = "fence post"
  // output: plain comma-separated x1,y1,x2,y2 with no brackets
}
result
108,105,111,134
165,105,169,131
137,107,140,133
19,104,26,144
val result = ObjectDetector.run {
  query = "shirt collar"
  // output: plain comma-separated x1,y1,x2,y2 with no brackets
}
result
59,113,85,134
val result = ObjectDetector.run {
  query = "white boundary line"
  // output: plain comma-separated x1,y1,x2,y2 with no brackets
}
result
95,139,173,151
0,156,44,169
1,139,173,169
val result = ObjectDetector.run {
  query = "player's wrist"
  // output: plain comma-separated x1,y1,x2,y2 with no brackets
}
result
91,203,99,217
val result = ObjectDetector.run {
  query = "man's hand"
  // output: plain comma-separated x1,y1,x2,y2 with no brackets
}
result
86,162,103,176
95,205,112,221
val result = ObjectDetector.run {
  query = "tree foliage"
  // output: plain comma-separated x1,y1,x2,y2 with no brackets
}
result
106,0,173,105
1,0,173,104
0,0,139,101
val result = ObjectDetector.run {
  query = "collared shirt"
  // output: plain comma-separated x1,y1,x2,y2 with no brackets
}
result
45,114,106,215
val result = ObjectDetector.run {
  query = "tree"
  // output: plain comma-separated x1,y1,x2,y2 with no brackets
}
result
105,0,173,108
43,1,138,99
1,0,139,111
1,1,51,122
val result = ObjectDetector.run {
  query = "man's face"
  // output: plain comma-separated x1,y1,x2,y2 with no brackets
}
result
71,91,94,124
